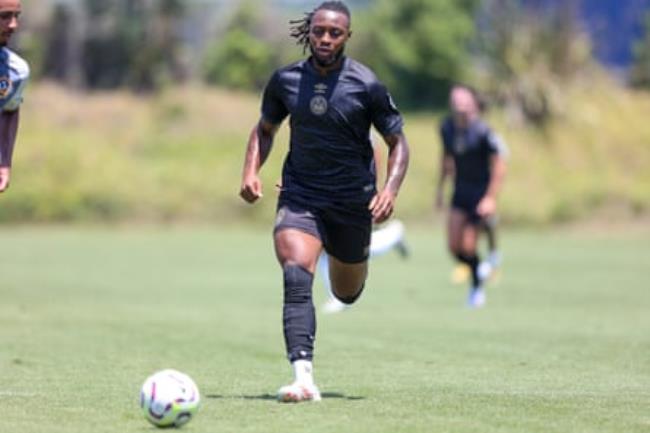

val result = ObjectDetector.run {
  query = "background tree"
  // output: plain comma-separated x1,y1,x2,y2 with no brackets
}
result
630,13,650,89
351,0,479,109
474,0,592,125
202,2,278,91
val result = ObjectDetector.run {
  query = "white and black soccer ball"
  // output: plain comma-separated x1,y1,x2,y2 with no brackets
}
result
140,369,201,428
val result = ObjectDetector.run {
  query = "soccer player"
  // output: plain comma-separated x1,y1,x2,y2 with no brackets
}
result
239,1,410,402
435,84,507,308
0,0,28,193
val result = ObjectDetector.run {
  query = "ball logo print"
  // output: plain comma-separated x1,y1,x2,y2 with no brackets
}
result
0,76,11,98
140,369,200,428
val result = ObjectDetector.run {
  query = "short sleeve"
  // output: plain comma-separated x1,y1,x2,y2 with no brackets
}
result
1,50,29,112
485,130,509,158
369,81,403,137
260,71,289,125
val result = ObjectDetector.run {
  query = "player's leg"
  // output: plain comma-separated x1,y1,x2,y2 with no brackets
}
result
448,209,485,307
483,215,501,269
321,219,407,314
328,256,368,304
321,205,372,306
319,253,350,314
273,201,324,402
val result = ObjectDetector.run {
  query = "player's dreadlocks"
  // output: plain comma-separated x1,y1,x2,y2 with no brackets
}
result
290,1,351,53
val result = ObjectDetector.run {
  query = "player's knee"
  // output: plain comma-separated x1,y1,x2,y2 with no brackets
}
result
283,263,314,304
332,283,365,305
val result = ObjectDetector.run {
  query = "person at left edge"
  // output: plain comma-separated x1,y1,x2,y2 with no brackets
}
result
239,1,410,403
0,0,29,193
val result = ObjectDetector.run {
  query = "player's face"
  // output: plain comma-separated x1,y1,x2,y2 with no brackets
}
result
450,87,478,128
0,0,20,46
309,9,350,67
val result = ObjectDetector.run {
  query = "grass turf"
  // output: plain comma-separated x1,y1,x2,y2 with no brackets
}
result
0,225,648,433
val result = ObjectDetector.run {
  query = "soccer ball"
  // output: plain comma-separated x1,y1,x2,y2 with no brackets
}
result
140,369,201,428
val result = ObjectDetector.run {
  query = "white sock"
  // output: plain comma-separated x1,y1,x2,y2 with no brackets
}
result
369,219,405,257
293,360,314,385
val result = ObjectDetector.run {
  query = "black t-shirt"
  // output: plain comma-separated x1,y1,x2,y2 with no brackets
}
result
261,57,403,204
440,116,506,190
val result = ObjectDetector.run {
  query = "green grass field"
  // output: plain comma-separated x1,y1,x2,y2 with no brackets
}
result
1,225,649,433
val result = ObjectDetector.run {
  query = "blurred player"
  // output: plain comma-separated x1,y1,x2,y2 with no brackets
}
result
436,84,507,308
239,1,409,402
0,0,29,193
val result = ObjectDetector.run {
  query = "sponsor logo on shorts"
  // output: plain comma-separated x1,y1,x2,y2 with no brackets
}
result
310,95,328,116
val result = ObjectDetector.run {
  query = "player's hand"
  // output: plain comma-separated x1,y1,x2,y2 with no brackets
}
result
476,195,496,217
0,166,11,193
369,189,396,224
240,173,263,203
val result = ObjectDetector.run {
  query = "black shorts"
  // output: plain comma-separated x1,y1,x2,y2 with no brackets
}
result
452,185,487,225
274,193,372,264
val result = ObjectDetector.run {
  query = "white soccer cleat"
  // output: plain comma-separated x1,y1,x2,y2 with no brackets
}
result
277,382,322,403
321,297,349,314
467,287,486,308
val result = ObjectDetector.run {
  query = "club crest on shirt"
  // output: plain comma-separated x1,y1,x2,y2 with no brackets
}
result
0,76,12,98
453,134,467,154
310,95,328,116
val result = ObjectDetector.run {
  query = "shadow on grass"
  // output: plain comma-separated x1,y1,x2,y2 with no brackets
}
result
206,392,365,401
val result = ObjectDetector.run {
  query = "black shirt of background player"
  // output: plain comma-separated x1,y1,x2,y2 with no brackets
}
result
262,56,403,204
440,116,505,192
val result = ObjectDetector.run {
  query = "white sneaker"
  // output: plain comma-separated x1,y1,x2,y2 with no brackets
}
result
467,287,486,308
277,382,322,403
321,297,349,314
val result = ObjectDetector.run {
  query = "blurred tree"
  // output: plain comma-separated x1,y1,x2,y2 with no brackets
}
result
352,0,479,109
475,0,592,125
630,13,650,89
34,0,187,91
202,2,276,91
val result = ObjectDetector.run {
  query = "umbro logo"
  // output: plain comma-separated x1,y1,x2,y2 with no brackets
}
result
314,83,328,94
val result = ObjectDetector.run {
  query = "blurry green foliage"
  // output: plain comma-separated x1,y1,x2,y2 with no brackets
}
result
473,0,592,125
37,0,186,91
353,0,479,109
203,2,277,91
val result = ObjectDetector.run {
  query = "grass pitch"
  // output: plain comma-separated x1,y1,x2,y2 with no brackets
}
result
0,225,648,433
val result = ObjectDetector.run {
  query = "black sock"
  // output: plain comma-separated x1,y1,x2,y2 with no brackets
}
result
455,253,481,287
282,264,316,363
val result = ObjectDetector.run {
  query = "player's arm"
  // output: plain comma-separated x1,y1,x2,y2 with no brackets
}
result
435,151,454,211
0,109,20,193
239,118,279,203
477,132,508,217
369,132,410,223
